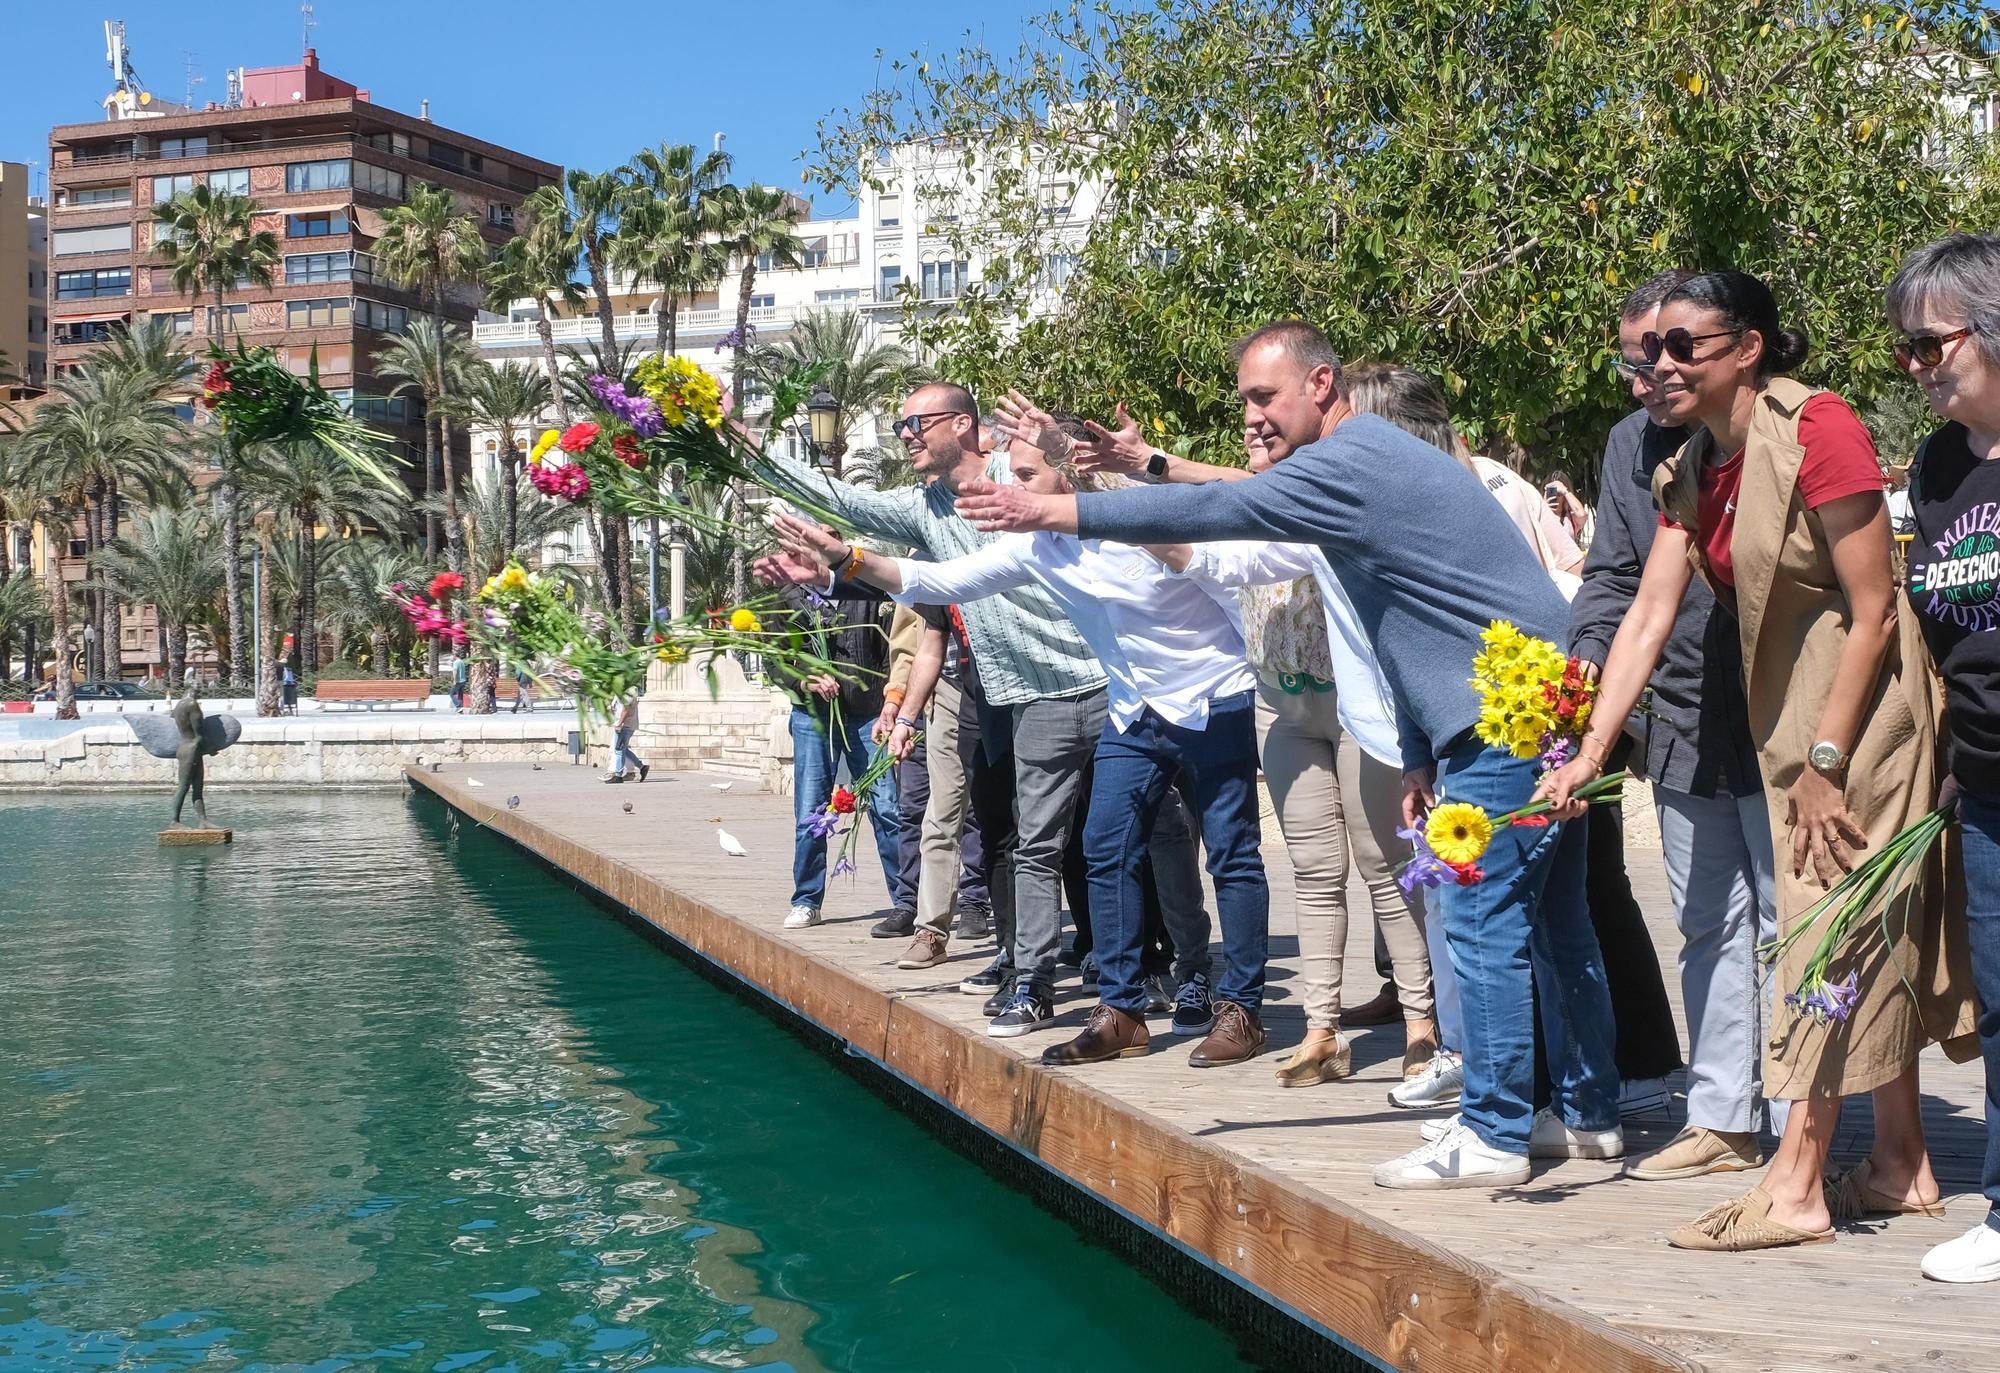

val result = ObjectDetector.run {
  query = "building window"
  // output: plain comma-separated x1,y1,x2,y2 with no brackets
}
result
157,136,209,160
486,202,513,229
350,395,409,426
152,174,195,203
920,260,969,300
355,299,408,333
353,162,405,200
814,288,862,305
52,224,134,256
361,130,411,158
72,184,131,207
285,252,353,285
154,311,195,335
877,194,901,228
208,168,251,196
213,303,250,333
286,159,350,193
878,265,902,296
748,293,776,311
799,245,829,268
55,267,131,300
426,141,464,172
287,211,349,238
1042,253,1075,290
286,297,352,329
54,318,124,344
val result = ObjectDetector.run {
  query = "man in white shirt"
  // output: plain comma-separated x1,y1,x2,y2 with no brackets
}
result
769,448,1274,1069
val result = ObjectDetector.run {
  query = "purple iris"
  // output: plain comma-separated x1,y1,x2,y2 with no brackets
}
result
1786,971,1861,1025
802,808,841,840
830,856,856,878
586,372,664,438
1538,732,1575,773
1395,826,1454,896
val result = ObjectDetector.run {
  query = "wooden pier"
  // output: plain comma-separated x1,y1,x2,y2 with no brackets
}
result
406,763,1997,1373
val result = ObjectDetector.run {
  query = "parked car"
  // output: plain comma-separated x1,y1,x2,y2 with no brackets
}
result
35,680,164,702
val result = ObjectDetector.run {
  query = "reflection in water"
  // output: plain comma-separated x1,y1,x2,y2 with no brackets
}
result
0,793,1260,1373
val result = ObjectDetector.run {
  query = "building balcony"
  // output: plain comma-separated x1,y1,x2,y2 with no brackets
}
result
472,304,786,349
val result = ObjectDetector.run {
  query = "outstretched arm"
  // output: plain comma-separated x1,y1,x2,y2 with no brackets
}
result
757,454,928,547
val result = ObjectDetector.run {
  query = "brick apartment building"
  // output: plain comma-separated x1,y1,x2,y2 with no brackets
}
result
38,48,559,678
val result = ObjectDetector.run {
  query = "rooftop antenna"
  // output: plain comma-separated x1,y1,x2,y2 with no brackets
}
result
104,20,144,96
301,1,317,51
183,52,204,108
225,65,243,109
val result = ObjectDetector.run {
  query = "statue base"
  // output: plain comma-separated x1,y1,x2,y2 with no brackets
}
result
160,828,232,846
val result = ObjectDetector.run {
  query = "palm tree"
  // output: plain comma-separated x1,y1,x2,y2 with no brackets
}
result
488,199,584,411
420,471,584,587
0,567,47,685
90,506,222,689
151,185,279,342
531,171,627,363
745,308,925,479
317,534,426,672
374,321,480,570
252,513,283,716
619,142,733,356
715,183,806,403
456,361,552,560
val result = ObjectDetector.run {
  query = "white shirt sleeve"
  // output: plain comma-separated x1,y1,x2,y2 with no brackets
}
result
1176,540,1323,590
890,534,1037,606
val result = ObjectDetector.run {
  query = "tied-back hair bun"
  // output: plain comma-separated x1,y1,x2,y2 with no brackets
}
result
1767,327,1811,376
1664,270,1807,379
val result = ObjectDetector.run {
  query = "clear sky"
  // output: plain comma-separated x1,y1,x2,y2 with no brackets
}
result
0,1,1048,215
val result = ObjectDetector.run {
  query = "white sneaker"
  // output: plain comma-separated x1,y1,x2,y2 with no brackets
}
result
783,904,821,929
1921,1222,2000,1283
1417,1107,1623,1159
1389,1049,1463,1108
1618,1076,1673,1119
1374,1121,1531,1190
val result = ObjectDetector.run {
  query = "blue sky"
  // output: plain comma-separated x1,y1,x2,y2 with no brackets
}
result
0,1,1047,215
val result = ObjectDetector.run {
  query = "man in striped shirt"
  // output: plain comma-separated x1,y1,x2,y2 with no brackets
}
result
761,383,1111,1034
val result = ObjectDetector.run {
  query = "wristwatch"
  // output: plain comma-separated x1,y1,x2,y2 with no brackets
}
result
1145,450,1170,479
1808,740,1848,775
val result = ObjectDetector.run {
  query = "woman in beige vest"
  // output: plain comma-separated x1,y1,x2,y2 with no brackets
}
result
1543,270,1973,1251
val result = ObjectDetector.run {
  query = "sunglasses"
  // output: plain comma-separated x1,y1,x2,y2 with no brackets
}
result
1893,326,1977,369
891,410,968,439
1611,357,1658,382
1640,328,1741,365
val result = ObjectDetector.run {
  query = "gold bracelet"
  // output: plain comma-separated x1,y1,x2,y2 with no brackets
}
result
1577,738,1610,770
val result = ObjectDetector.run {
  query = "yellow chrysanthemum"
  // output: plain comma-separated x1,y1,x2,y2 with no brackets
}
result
1426,803,1494,867
656,643,690,664
500,565,530,592
728,608,761,633
528,428,561,466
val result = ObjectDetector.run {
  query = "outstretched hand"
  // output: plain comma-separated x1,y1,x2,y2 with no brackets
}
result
992,388,1072,459
955,477,1073,534
768,511,848,570
1075,402,1152,475
752,551,827,587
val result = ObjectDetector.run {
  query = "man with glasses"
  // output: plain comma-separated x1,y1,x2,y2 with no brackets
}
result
760,384,1111,1036
1570,269,1778,1183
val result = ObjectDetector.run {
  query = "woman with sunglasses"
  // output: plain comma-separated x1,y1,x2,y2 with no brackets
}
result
1887,230,2000,1283
1542,269,1968,1253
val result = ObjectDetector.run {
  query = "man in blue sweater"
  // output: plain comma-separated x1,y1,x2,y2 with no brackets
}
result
956,320,1621,1189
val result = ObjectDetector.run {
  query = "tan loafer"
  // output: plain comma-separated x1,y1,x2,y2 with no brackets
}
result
896,928,949,970
1668,1186,1835,1252
1276,1034,1353,1088
1823,1160,1948,1221
1626,1126,1763,1181
1189,1001,1265,1067
1042,1003,1151,1065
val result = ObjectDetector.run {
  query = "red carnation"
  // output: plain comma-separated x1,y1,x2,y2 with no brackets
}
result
1451,863,1485,886
558,421,600,453
1510,813,1552,829
830,787,857,814
202,362,231,395
612,433,644,468
428,571,465,600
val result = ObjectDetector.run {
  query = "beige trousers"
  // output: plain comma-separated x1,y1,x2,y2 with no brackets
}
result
916,677,980,936
1255,680,1434,1030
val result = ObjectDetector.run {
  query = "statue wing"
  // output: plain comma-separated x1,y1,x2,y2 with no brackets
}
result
199,715,242,755
125,714,182,759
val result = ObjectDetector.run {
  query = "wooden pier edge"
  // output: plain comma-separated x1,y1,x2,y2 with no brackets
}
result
408,768,1705,1373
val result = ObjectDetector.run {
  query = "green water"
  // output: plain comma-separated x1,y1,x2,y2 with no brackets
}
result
0,793,1266,1373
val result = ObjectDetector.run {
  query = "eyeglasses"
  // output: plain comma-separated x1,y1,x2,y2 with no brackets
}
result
891,411,968,439
1894,326,1977,369
1640,328,1741,365
1611,357,1657,382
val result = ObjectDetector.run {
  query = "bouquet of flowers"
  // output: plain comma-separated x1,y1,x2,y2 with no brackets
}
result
202,341,403,490
1399,619,1627,892
1762,802,1954,1025
800,730,913,880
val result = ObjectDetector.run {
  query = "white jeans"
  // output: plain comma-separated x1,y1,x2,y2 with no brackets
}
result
1656,788,1780,1135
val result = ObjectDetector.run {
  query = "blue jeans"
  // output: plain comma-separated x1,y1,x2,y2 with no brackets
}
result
1436,736,1618,1153
790,706,906,911
610,723,637,776
1950,794,2000,1230
1083,692,1265,1013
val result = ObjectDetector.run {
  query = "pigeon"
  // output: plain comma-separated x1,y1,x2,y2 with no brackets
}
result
466,778,485,788
717,827,748,858
622,801,634,814
711,782,733,791
506,795,521,810
531,763,544,771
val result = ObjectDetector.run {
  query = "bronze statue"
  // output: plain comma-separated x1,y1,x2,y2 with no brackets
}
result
128,692,242,830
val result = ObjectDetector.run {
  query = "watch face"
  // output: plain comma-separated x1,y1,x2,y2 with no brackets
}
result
1810,742,1842,771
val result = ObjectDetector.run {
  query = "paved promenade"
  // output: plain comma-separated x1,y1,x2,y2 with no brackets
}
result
410,762,1998,1373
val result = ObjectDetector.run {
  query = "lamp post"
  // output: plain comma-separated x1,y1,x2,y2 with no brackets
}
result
806,385,842,477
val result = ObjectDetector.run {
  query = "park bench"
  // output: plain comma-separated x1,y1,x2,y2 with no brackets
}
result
314,680,433,711
495,677,572,710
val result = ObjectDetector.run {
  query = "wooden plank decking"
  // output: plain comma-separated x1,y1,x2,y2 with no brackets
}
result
405,762,1998,1373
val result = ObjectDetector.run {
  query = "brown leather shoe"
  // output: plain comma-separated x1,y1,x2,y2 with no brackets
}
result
1344,983,1401,1026
1042,1003,1151,1065
896,928,949,970
1189,1001,1265,1067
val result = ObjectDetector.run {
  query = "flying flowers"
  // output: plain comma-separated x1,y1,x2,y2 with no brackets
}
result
527,428,561,465
558,421,601,453
528,459,591,502
633,354,727,430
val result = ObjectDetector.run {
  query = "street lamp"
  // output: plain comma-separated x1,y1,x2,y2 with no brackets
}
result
806,385,843,475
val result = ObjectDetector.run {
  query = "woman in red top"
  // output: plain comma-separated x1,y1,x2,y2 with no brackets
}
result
1544,271,1955,1252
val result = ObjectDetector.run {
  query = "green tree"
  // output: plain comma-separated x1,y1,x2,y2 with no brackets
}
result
317,534,426,673
619,142,734,355
89,505,222,689
0,567,48,686
714,183,805,402
150,185,280,342
811,0,2000,472
745,307,925,478
375,320,480,569
531,171,629,362
456,360,553,559
487,213,584,417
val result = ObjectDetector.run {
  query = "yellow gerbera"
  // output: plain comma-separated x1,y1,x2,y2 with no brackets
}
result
499,565,530,592
728,608,761,633
528,428,561,465
1426,802,1495,867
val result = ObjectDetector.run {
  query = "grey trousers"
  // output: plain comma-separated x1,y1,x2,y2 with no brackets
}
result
1656,787,1779,1135
1011,689,1110,993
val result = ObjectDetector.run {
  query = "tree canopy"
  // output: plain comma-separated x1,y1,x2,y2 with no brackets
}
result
810,0,2000,470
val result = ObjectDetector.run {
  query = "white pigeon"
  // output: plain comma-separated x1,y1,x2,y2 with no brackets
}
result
717,827,748,858
711,782,733,791
466,778,485,788
506,795,521,810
